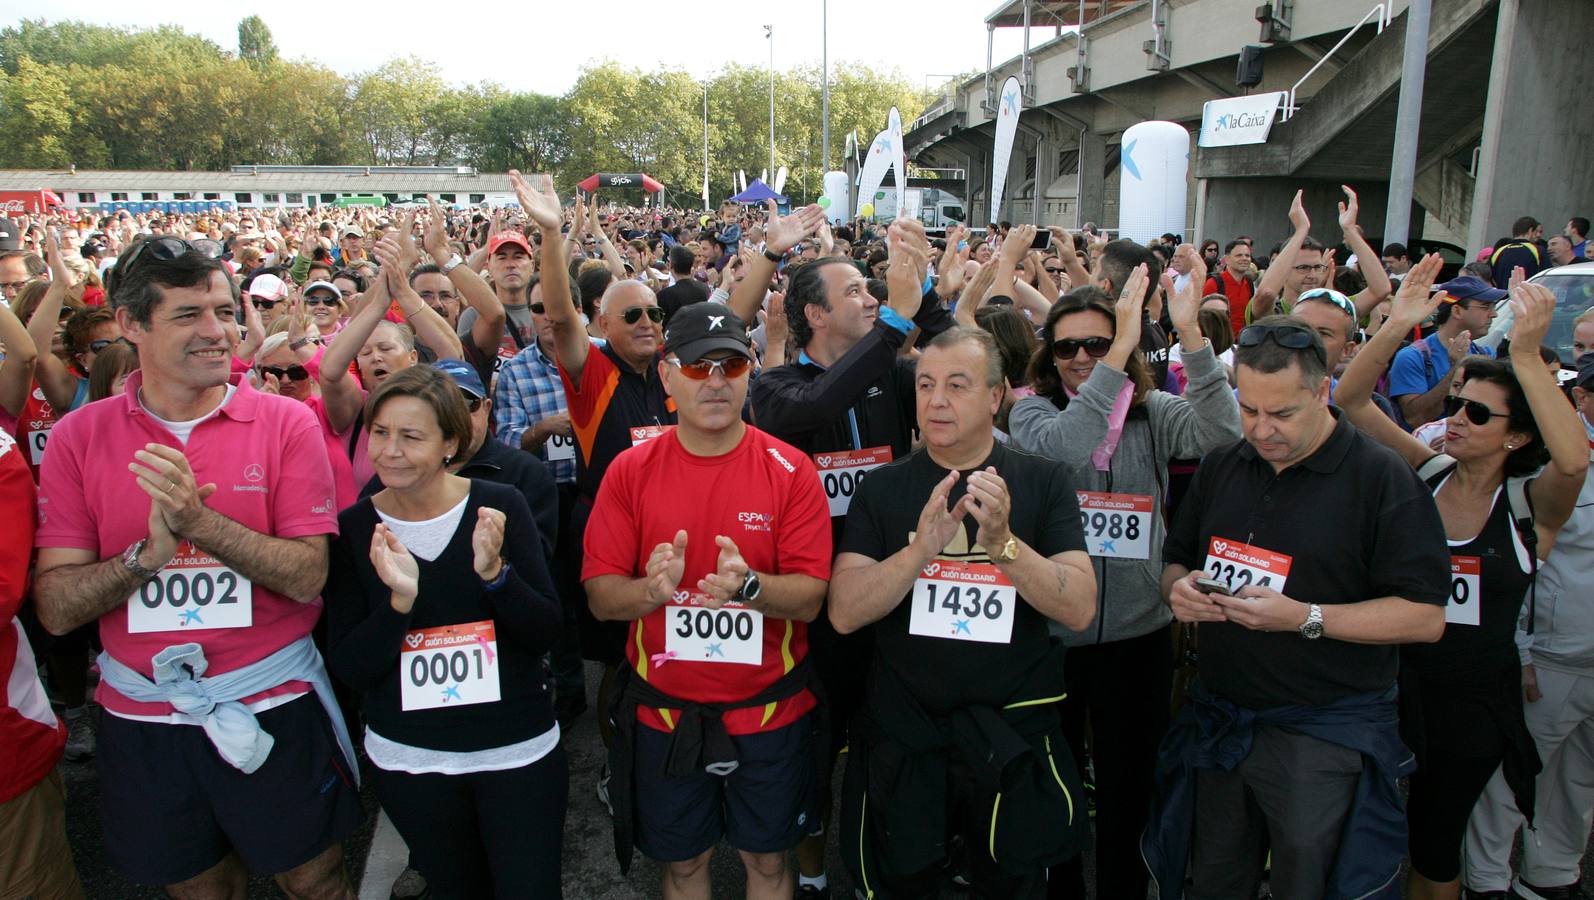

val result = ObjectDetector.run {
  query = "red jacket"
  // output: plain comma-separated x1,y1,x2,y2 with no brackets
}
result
0,429,62,804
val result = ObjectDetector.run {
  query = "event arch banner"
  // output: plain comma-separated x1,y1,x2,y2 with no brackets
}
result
577,173,663,193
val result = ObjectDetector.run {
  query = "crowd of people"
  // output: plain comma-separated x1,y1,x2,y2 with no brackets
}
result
0,179,1590,900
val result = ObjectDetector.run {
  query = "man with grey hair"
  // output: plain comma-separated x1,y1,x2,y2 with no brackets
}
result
830,326,1097,898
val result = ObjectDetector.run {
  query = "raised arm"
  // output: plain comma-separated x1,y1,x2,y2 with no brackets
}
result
377,227,462,361
1338,253,1448,469
587,196,627,280
1509,280,1592,550
1046,226,1093,290
318,257,392,433
425,198,504,360
0,301,38,417
510,170,589,380
1252,190,1309,319
1337,186,1392,318
729,201,825,323
28,229,81,410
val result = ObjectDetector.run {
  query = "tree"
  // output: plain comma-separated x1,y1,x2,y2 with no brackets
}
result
237,16,278,71
0,57,75,167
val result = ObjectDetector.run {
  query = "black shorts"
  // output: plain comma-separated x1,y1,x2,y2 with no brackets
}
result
634,712,816,861
97,694,364,886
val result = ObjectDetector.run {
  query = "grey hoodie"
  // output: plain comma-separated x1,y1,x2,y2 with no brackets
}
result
1010,343,1242,646
1518,433,1594,673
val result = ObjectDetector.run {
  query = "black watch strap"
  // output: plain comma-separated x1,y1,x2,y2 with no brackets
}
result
762,248,784,263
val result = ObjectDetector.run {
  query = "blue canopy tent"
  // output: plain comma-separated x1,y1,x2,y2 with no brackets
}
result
728,178,787,207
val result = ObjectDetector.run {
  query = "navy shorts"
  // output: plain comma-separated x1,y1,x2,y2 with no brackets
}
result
634,712,816,861
97,694,364,886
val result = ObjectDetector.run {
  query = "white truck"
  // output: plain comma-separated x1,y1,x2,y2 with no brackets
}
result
864,187,965,228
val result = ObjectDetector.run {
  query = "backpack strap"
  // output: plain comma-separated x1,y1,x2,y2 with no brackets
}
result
1415,453,1458,484
1505,474,1540,634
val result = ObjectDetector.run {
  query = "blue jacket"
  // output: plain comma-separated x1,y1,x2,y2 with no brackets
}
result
1142,681,1414,900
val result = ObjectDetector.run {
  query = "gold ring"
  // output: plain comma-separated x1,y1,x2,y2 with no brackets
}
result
166,480,176,493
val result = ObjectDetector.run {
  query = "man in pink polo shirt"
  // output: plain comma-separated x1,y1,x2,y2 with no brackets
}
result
31,236,361,898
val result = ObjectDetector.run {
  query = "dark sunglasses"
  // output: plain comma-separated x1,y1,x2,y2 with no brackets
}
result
668,356,752,380
88,337,128,353
257,364,310,382
530,302,546,315
112,236,224,291
1044,267,1066,275
303,294,340,307
1444,394,1511,427
251,298,282,310
1052,337,1113,360
620,306,665,325
462,393,483,413
1237,323,1318,350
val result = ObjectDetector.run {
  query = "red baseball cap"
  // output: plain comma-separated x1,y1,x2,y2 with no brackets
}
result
487,232,533,257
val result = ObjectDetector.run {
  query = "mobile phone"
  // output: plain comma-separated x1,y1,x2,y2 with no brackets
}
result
1193,576,1233,596
1030,230,1053,251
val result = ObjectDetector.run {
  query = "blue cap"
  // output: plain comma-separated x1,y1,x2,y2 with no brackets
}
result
432,359,487,400
1435,275,1507,303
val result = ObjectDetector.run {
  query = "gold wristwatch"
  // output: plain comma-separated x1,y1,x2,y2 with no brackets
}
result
994,536,1019,563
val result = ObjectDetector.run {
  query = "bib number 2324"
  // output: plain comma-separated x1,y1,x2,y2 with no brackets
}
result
126,542,253,634
1202,537,1292,595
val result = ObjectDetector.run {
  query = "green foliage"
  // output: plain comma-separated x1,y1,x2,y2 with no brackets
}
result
0,18,934,206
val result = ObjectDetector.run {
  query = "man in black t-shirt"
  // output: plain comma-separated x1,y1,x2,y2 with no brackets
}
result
656,245,710,325
1148,317,1450,900
830,327,1095,899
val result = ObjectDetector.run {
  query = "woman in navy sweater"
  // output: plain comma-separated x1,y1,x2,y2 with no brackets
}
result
326,365,565,899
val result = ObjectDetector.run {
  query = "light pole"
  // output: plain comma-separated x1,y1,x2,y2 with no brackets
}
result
765,24,775,181
702,81,710,210
821,1,829,174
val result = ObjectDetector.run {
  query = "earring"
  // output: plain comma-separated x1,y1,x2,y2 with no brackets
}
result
1504,443,1515,450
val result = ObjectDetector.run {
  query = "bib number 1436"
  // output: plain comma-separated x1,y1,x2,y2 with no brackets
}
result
909,560,1016,644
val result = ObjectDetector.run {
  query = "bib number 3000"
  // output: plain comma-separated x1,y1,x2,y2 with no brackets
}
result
665,595,764,665
126,542,253,634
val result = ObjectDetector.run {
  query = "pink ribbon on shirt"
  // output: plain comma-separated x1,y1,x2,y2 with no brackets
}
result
1064,379,1136,471
649,651,678,668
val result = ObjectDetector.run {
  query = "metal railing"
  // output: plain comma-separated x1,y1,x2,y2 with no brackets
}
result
1278,3,1393,122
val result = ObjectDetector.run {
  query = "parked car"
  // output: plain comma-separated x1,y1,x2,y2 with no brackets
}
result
1490,261,1594,364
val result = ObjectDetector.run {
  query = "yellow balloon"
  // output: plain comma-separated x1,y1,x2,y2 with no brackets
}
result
859,203,875,218
699,214,711,226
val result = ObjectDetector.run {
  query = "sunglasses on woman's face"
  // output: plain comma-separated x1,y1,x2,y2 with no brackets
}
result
620,306,665,325
1444,394,1511,427
1052,337,1113,360
88,338,127,353
252,298,282,310
303,294,340,307
530,302,546,315
668,355,752,380
257,364,310,382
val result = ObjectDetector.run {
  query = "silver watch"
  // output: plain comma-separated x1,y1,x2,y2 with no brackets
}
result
441,254,465,274
122,538,161,580
1299,603,1324,640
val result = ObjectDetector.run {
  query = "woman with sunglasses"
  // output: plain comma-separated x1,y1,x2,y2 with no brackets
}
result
325,366,565,899
1336,255,1589,900
301,279,348,338
1008,262,1242,900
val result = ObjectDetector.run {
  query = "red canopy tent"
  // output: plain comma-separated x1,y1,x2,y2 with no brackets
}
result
577,173,664,193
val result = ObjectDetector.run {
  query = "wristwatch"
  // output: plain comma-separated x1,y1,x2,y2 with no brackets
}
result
736,571,763,605
122,539,162,580
762,248,784,263
994,536,1020,563
1299,603,1324,640
289,337,315,350
441,253,465,274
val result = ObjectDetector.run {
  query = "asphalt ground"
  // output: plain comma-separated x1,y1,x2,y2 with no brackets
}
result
55,660,1593,898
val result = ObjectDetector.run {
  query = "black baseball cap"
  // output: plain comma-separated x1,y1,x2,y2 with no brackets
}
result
663,301,750,363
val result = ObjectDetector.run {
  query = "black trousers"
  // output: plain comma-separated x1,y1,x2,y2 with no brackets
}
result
374,745,569,900
549,482,586,707
1047,624,1172,900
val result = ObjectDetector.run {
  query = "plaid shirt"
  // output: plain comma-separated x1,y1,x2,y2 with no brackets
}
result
493,339,574,484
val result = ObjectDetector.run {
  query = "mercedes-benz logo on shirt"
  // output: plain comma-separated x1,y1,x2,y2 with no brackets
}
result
243,464,265,483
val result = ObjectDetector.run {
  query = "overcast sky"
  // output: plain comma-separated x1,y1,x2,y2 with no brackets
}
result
20,2,1039,95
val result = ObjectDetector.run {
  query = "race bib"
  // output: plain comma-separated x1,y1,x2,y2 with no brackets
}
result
814,446,892,517
400,620,502,712
27,426,48,465
664,592,763,665
1077,491,1153,559
126,542,253,634
546,431,576,462
909,559,1017,644
630,425,668,446
1446,555,1482,626
1202,536,1292,595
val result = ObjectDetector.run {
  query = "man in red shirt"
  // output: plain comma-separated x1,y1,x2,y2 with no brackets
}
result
583,301,832,900
1206,238,1255,338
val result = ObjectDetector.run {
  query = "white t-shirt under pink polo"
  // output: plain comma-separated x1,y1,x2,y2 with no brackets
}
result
35,370,340,720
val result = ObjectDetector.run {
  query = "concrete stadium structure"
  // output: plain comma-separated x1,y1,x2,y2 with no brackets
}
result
907,0,1594,254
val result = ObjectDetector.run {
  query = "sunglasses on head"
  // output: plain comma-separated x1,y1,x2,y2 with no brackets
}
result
1052,337,1113,359
1297,287,1356,318
1237,323,1318,350
257,364,310,382
1444,394,1511,427
303,294,340,307
112,236,223,290
620,306,665,325
668,355,752,380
